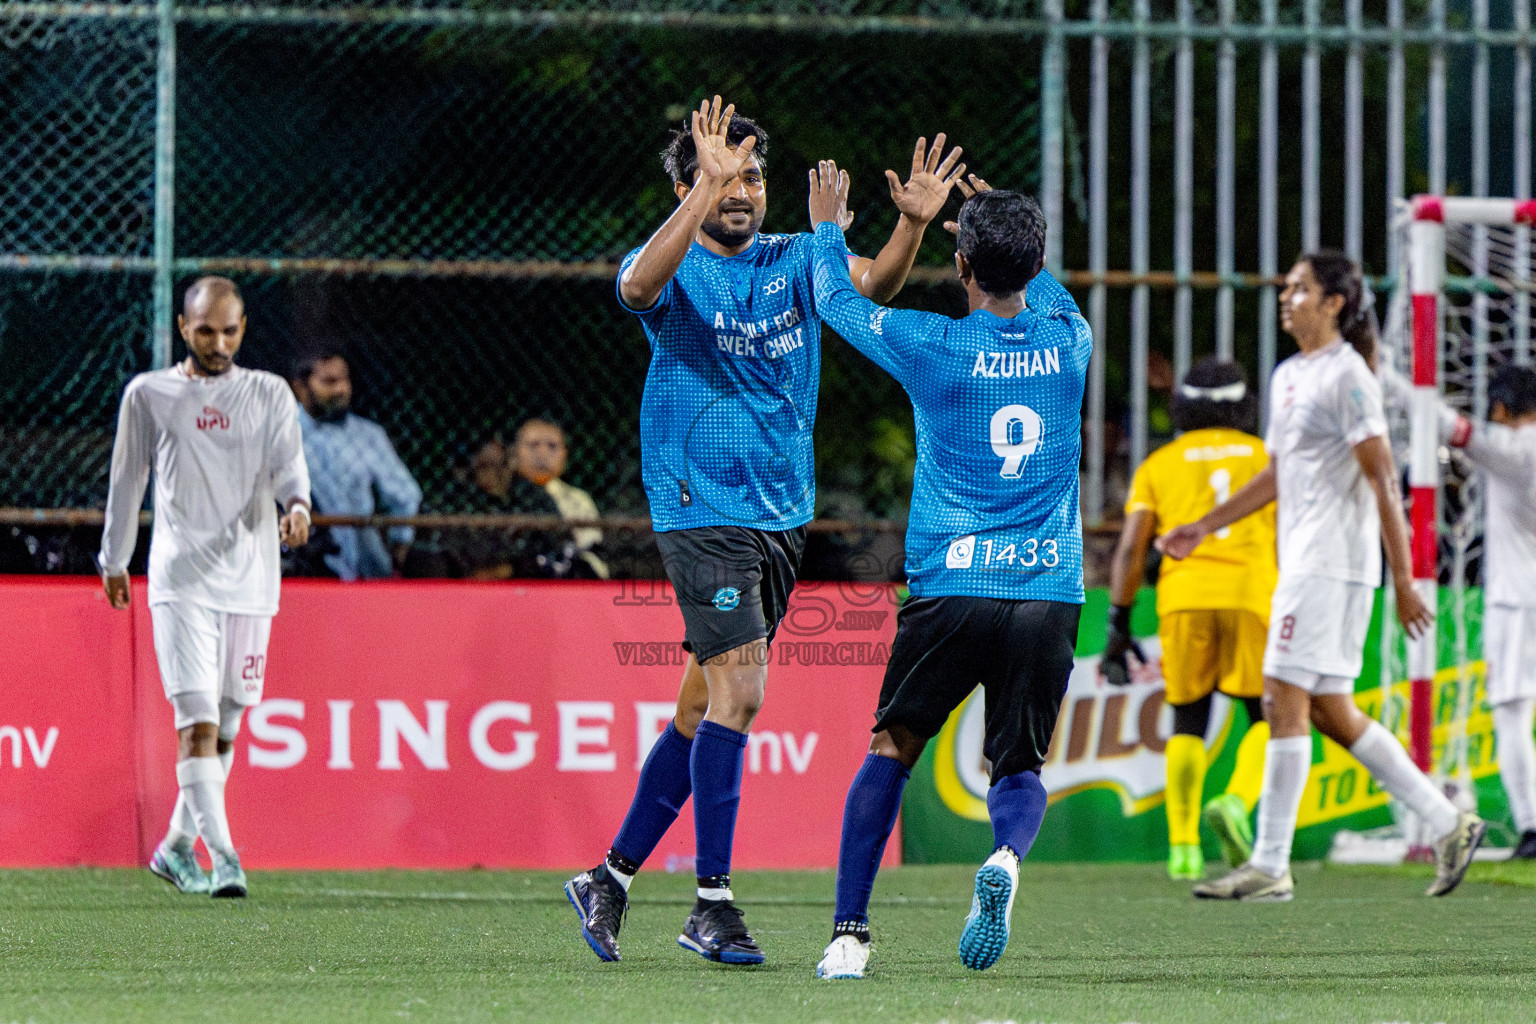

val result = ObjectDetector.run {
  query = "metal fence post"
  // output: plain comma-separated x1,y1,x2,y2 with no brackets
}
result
1131,0,1151,471
1388,0,1406,275
1346,0,1364,262
1217,0,1236,360
1041,0,1066,274
152,0,176,370
1087,0,1109,526
1431,0,1447,197
1472,0,1489,421
1259,0,1279,424
1518,0,1532,366
1174,0,1194,381
1303,0,1320,251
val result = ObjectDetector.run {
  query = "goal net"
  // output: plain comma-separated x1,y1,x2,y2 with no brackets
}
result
1357,196,1536,861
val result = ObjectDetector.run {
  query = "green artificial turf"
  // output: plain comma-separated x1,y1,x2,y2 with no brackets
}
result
1,860,1532,1023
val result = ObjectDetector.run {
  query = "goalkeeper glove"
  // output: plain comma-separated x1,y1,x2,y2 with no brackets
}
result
1101,604,1145,687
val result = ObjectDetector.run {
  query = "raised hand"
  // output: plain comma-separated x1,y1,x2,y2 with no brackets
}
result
807,160,851,229
885,134,966,226
691,94,757,184
942,174,993,235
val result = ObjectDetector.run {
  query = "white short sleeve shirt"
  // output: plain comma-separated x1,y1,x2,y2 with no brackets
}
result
1265,340,1388,585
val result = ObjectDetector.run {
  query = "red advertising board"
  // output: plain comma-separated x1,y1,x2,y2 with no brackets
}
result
0,578,139,867
2,576,899,871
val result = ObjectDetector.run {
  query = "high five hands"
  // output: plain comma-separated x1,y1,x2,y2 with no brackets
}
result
942,174,993,234
807,160,852,229
887,134,967,225
690,95,756,184
808,136,968,232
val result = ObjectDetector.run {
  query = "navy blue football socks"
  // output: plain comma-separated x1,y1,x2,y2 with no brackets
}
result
988,769,1049,860
833,753,910,929
610,721,694,868
690,720,749,885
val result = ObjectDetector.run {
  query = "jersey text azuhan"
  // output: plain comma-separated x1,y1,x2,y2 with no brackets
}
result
971,347,1061,379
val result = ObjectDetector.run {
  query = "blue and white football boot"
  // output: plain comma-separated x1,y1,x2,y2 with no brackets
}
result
209,851,248,898
958,847,1019,971
149,844,211,895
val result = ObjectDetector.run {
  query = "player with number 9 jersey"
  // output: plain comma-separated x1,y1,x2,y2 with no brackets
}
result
808,179,1089,981
812,225,1091,604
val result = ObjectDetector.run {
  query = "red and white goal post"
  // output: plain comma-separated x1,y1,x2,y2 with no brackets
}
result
1375,196,1536,855
1331,196,1536,865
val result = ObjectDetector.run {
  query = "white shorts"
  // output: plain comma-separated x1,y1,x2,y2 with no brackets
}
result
150,603,272,728
1484,604,1536,706
1262,574,1374,694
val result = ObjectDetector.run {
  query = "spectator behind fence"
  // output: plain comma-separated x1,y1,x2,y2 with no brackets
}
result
290,350,422,580
451,421,609,580
514,418,609,579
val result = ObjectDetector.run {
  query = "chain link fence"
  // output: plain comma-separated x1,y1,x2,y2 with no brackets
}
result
2,1,1048,578
6,0,1493,581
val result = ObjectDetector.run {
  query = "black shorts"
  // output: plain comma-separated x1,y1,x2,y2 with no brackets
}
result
875,596,1082,781
654,525,807,664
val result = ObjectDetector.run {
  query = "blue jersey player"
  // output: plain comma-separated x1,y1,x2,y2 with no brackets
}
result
564,96,966,966
803,168,1092,979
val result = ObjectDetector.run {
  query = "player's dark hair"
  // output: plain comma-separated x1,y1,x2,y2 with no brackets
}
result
1170,358,1256,433
290,347,348,383
1301,249,1378,371
182,276,241,311
1488,364,1536,419
661,113,769,185
957,191,1047,298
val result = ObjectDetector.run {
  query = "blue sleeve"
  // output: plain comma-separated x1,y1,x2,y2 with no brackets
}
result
616,247,673,322
811,222,935,385
1026,268,1093,372
366,422,423,545
799,231,857,319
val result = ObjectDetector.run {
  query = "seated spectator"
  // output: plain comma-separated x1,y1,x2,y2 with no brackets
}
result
450,421,608,580
290,350,422,580
513,418,608,579
445,438,531,581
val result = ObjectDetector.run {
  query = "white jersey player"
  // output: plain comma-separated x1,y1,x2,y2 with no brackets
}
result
1442,365,1536,859
99,277,311,898
1160,251,1485,901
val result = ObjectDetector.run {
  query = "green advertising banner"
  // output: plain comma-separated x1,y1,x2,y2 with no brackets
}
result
902,587,1514,864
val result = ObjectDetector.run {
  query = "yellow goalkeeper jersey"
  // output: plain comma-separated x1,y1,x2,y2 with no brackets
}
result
1125,426,1277,622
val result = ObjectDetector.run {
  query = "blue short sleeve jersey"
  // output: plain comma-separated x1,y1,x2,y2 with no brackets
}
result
620,233,847,533
811,222,1092,603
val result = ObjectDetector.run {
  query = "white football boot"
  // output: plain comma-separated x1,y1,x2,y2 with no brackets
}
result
815,934,871,980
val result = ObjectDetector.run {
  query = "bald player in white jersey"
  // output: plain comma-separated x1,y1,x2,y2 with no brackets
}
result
1441,365,1536,859
99,276,311,898
1161,251,1484,901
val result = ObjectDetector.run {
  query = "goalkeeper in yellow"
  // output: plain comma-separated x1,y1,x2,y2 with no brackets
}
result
1103,359,1275,880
